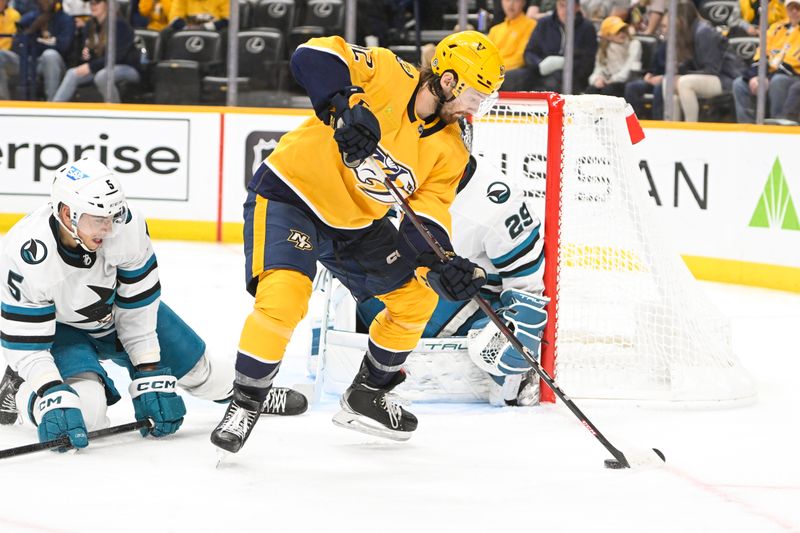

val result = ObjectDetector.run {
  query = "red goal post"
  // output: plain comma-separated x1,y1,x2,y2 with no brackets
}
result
471,92,756,407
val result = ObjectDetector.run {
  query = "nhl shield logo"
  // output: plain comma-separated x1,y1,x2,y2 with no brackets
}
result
20,239,48,265
287,229,313,251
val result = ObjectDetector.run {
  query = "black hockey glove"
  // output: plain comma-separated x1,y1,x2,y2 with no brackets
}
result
329,86,381,168
419,252,487,301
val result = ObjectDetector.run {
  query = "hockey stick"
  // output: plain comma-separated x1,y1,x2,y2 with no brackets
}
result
0,419,152,460
365,157,664,469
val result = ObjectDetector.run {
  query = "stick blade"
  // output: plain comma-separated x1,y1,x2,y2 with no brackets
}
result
604,448,666,470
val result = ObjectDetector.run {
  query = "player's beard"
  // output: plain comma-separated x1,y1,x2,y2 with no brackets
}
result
437,100,469,125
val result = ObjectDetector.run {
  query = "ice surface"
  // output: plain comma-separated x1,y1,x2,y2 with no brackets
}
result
1,240,798,533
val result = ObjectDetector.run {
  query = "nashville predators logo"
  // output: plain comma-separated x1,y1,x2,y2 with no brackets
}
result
287,229,313,251
351,147,417,204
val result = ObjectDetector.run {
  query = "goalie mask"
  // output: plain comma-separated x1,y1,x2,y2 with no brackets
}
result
51,158,128,252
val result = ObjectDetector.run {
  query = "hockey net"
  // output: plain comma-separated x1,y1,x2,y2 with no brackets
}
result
471,93,756,406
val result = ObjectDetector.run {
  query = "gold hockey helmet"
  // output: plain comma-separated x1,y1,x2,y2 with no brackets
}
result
431,30,505,97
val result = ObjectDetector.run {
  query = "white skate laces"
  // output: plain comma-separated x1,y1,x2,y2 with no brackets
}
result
220,403,258,440
264,388,287,413
379,393,405,429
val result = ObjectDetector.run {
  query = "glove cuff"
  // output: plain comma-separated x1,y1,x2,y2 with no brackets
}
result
32,386,81,425
328,85,370,126
129,373,178,400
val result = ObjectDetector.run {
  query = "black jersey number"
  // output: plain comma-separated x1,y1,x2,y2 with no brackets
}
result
504,203,534,239
7,271,24,301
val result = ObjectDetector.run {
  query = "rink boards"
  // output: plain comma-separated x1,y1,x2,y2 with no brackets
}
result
0,102,798,291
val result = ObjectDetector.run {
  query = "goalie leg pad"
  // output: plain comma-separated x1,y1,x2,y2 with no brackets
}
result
178,352,235,402
468,289,548,376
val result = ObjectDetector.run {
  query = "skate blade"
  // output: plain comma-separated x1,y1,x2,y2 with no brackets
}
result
331,409,412,442
215,448,230,469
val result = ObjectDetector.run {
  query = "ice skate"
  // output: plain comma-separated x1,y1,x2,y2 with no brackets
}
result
332,362,417,442
261,387,308,416
0,366,23,425
210,388,263,454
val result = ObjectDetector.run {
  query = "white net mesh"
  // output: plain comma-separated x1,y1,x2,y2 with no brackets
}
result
472,94,756,406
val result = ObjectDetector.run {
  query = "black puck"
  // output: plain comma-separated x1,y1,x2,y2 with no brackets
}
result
604,458,627,469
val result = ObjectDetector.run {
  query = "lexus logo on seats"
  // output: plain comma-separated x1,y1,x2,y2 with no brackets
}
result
185,36,205,53
246,37,266,54
313,3,333,16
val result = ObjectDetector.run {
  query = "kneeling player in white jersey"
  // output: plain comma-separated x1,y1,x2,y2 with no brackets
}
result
311,153,548,405
0,158,306,452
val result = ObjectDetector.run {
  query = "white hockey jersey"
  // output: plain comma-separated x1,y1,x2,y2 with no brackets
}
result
0,205,162,394
420,154,545,337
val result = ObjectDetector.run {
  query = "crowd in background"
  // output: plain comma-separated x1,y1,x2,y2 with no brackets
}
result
0,0,799,124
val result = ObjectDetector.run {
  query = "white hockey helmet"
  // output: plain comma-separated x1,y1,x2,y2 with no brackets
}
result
51,158,128,251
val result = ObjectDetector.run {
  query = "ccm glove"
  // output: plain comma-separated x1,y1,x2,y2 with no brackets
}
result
31,383,88,452
420,253,487,301
330,86,381,167
129,367,186,437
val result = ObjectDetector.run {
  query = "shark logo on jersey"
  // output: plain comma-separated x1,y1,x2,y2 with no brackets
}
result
75,285,115,324
287,229,313,251
487,181,511,204
20,239,48,265
352,147,417,204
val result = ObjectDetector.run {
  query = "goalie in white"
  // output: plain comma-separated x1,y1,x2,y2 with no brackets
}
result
310,153,548,405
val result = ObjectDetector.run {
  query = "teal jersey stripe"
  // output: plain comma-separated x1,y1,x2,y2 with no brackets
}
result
115,289,161,309
1,303,56,316
1,340,53,350
118,254,157,279
490,228,539,267
506,262,542,279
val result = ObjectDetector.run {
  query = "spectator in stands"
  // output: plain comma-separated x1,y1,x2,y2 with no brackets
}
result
732,0,800,122
775,77,800,123
728,0,786,38
137,0,171,31
586,15,641,95
527,0,557,20
634,0,665,35
487,0,537,75
168,0,227,32
52,0,140,102
0,0,21,100
11,0,36,16
356,0,398,46
508,0,597,91
669,2,743,122
582,0,630,24
624,29,666,119
16,0,74,100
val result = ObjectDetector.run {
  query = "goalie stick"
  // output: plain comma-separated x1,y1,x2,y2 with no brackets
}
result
0,419,153,460
363,156,664,469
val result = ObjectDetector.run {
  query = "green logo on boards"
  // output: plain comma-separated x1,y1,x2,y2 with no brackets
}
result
749,158,800,231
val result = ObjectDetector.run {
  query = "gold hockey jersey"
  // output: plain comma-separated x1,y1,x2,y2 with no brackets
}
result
259,36,470,239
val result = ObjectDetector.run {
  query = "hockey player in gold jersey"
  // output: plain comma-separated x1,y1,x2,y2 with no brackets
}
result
211,31,505,452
